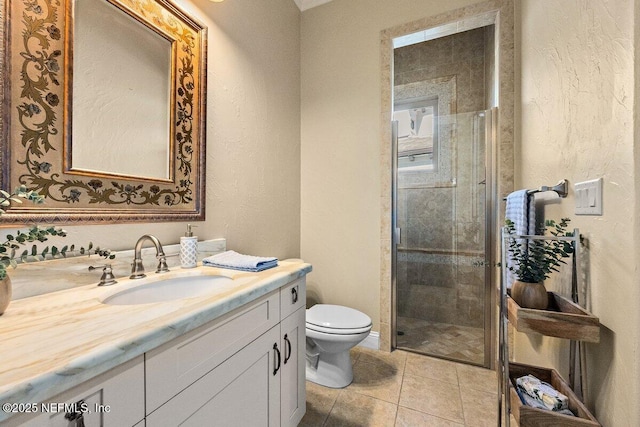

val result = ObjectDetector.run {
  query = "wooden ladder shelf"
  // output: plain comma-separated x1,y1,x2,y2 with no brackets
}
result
498,228,601,427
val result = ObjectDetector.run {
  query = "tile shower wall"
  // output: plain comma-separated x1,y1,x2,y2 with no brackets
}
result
396,251,485,327
394,27,491,328
394,27,490,112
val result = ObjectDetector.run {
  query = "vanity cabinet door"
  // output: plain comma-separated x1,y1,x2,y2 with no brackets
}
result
280,307,306,427
146,325,281,427
2,356,145,427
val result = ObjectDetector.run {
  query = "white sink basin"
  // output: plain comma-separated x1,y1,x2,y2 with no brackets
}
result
102,275,234,305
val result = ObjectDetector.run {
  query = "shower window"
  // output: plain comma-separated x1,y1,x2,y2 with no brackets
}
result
394,98,438,171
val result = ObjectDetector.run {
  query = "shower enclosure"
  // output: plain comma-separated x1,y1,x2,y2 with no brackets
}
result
391,26,497,367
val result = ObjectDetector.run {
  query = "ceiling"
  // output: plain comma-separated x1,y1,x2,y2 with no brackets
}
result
293,0,333,11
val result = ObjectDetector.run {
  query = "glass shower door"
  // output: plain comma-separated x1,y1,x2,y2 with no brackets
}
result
393,109,493,367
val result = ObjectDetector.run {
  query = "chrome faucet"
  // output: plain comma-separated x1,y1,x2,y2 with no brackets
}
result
130,234,169,279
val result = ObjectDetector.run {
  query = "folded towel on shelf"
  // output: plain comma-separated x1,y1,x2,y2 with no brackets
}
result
516,374,569,412
505,189,536,287
515,387,574,416
202,250,278,272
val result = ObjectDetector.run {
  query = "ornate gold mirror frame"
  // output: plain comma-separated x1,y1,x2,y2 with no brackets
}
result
0,0,207,224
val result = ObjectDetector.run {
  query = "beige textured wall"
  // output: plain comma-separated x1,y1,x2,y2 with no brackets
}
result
517,0,639,425
300,0,486,330
4,0,301,272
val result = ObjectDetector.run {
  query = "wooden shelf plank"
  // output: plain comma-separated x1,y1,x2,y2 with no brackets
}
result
508,362,600,427
507,292,600,343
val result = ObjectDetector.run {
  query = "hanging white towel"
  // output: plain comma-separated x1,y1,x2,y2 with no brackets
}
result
202,250,278,272
505,190,536,287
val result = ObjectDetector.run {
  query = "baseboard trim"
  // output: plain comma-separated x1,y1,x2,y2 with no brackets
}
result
358,331,379,350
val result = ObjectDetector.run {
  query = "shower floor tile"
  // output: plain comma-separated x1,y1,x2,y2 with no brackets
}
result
396,316,485,365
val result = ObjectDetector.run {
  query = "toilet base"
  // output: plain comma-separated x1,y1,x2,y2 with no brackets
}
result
305,350,353,388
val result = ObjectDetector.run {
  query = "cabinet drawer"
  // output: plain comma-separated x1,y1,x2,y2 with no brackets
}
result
280,277,306,320
2,356,144,427
146,290,280,413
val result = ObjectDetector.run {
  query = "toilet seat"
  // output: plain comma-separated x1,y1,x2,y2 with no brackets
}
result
306,323,372,335
306,304,372,335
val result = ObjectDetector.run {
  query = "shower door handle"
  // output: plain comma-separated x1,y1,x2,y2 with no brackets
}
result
392,120,401,247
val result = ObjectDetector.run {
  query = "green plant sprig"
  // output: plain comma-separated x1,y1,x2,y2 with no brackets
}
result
0,225,115,279
505,217,574,283
0,187,115,280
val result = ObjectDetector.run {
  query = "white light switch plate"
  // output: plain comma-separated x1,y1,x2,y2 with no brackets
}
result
575,178,603,215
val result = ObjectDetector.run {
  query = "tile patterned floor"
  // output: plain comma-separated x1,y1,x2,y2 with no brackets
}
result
396,317,485,365
300,347,499,427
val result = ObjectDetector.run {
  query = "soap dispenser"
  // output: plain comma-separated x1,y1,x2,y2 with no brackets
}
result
180,224,198,268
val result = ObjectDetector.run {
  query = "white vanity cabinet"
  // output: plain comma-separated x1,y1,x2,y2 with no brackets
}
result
145,277,307,427
0,276,307,427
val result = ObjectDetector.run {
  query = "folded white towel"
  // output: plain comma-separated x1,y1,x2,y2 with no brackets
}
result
202,250,278,272
505,189,536,287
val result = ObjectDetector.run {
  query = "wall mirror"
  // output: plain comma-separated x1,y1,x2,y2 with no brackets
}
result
0,0,207,224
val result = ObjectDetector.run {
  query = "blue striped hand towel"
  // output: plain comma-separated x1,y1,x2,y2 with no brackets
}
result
202,250,278,272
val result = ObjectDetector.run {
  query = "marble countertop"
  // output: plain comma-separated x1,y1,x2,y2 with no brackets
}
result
0,260,312,422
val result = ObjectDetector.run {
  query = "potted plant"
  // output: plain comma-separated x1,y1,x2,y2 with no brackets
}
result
505,217,574,309
0,186,114,315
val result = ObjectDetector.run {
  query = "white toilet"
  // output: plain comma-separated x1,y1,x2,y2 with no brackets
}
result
305,304,372,388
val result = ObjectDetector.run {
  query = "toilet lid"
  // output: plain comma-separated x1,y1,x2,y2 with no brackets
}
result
306,304,372,330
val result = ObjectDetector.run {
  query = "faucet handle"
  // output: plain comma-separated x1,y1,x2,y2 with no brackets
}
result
89,264,117,286
156,253,176,274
